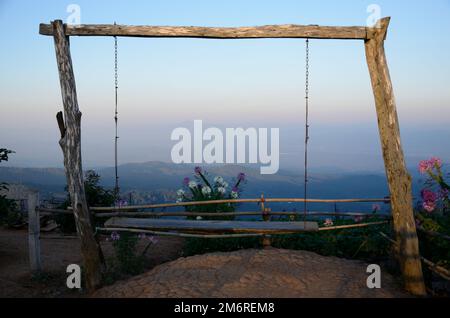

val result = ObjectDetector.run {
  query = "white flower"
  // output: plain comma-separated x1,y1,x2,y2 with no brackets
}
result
222,181,229,188
214,176,224,184
176,198,183,203
323,219,334,227
196,216,203,220
188,181,198,189
231,191,238,199
176,189,185,197
217,187,226,194
201,186,212,196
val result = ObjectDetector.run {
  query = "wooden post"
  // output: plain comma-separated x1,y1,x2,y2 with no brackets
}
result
365,17,426,296
28,192,41,273
260,194,271,247
52,20,103,291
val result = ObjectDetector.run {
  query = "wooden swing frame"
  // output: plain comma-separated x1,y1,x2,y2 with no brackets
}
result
39,17,426,295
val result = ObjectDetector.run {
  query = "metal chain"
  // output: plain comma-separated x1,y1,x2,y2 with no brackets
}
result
114,23,120,201
303,38,310,221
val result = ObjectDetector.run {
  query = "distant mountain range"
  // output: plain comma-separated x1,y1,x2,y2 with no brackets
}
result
0,161,427,212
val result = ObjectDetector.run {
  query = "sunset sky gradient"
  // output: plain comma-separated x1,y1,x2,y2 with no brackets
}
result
0,0,449,171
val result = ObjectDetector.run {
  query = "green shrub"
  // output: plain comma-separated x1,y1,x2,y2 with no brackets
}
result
55,170,115,233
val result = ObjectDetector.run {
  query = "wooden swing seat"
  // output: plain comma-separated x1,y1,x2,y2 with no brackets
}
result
104,217,319,234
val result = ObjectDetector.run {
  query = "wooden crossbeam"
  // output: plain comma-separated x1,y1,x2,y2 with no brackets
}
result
104,217,319,234
39,21,372,40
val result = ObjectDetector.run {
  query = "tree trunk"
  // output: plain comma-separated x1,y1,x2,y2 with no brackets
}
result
365,17,426,296
52,20,103,291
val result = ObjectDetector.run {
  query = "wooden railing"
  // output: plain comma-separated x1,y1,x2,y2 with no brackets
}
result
83,197,391,212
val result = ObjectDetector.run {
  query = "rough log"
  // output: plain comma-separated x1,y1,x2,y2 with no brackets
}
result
40,23,370,40
364,17,426,296
52,20,103,291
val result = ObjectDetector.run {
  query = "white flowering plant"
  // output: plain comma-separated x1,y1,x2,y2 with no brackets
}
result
176,167,247,220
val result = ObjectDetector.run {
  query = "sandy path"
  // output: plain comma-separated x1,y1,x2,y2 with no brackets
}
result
0,228,184,297
93,248,408,298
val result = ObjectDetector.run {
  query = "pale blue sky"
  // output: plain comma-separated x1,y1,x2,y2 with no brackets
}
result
0,0,449,171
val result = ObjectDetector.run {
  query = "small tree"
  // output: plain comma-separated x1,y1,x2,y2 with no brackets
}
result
0,148,21,226
57,170,115,232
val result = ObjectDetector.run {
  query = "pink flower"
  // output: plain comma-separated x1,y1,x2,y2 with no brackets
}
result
354,216,364,223
372,204,381,212
423,201,436,213
421,189,438,213
419,157,442,174
194,166,202,174
323,218,334,227
419,160,431,174
429,157,442,169
421,189,437,203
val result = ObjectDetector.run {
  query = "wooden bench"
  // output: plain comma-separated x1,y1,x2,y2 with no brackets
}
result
104,217,319,235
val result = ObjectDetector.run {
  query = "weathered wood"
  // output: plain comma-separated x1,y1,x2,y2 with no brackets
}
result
379,232,450,281
40,23,370,40
365,17,426,296
98,227,263,239
417,226,450,242
87,197,390,211
28,193,41,273
318,221,389,231
104,217,319,234
56,111,66,138
52,20,103,291
94,211,392,218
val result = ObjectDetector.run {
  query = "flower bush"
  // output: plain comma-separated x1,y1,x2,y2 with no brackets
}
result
106,231,158,279
418,157,449,215
415,157,450,288
176,167,247,220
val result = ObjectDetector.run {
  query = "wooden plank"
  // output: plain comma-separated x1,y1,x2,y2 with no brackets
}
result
104,217,319,234
39,22,370,40
364,17,426,296
52,20,103,291
28,193,41,273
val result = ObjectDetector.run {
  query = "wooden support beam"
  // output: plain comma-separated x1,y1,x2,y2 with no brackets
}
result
40,22,371,40
364,17,426,296
52,20,103,291
28,192,41,273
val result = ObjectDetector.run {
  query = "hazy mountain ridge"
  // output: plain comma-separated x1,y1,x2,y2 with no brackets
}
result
0,161,425,212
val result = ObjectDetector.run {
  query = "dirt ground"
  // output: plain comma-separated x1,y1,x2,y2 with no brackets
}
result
0,228,184,297
93,248,408,298
1,227,408,298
